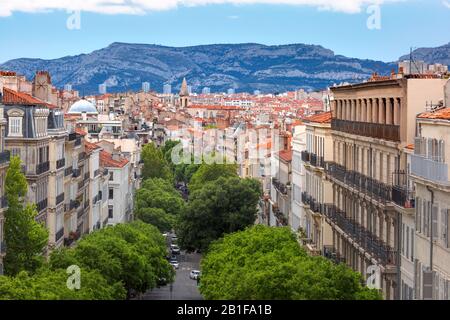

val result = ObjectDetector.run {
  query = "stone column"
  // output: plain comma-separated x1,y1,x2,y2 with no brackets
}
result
386,98,393,125
379,98,385,125
372,98,378,123
362,99,367,123
367,98,372,123
393,98,400,125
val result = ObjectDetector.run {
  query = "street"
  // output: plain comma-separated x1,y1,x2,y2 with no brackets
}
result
142,252,203,300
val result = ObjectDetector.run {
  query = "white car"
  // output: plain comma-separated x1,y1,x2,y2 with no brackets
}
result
171,244,180,254
170,260,179,269
190,270,201,280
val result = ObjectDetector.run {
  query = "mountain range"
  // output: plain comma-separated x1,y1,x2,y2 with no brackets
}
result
0,42,448,95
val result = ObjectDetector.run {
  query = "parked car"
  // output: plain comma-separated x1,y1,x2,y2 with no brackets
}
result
190,270,201,280
170,259,179,269
157,277,167,287
171,244,180,255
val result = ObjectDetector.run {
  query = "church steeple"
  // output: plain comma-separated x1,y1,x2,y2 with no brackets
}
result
179,78,189,108
180,77,189,97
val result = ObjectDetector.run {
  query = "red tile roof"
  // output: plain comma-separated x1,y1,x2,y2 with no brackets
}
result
75,128,87,136
278,150,292,162
85,141,101,153
2,87,57,108
304,111,332,124
100,150,129,168
418,108,450,120
188,105,243,111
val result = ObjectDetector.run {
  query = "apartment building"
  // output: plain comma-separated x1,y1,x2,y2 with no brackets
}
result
269,130,292,227
291,123,306,232
47,107,68,248
2,88,51,227
409,107,450,300
0,105,10,275
99,145,131,226
328,74,448,299
300,112,334,256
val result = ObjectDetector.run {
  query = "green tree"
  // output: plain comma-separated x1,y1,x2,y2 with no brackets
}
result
135,207,174,233
0,268,125,300
188,163,238,193
200,225,382,300
141,143,173,181
49,221,174,298
177,176,261,251
3,156,48,276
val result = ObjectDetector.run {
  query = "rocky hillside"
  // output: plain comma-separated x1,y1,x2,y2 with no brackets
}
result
399,42,450,66
1,42,397,94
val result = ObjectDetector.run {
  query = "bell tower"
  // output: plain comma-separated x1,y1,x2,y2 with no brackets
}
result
179,78,190,109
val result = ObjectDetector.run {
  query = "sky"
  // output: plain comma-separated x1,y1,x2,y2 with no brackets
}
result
0,0,449,63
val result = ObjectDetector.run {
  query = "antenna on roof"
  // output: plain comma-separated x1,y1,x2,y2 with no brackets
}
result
409,47,421,74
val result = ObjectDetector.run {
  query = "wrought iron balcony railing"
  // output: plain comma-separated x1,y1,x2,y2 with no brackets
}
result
72,168,81,178
0,150,11,165
65,166,73,177
36,199,48,212
323,205,397,266
331,119,400,142
310,153,325,169
301,150,310,163
56,193,65,205
273,206,288,226
56,158,65,169
68,132,77,141
272,178,289,195
36,161,50,175
55,228,64,242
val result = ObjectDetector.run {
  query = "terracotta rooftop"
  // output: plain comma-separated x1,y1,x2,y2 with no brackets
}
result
304,111,332,124
418,107,450,120
85,141,102,153
2,87,56,108
405,144,415,150
278,150,293,162
188,105,243,111
100,150,129,168
75,128,87,136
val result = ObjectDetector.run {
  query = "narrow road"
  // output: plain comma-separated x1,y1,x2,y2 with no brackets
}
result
142,252,203,300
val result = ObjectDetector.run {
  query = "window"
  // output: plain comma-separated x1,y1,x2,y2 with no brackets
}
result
9,117,22,136
108,206,113,219
109,171,114,181
109,188,114,200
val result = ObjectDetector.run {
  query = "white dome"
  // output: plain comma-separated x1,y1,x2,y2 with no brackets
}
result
68,99,98,114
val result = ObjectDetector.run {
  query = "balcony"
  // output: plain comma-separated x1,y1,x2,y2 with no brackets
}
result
272,178,289,196
78,152,87,161
273,206,288,226
56,193,65,205
56,158,65,169
36,199,48,212
64,166,73,177
411,154,449,184
331,119,400,142
323,205,397,266
0,196,7,208
72,168,81,178
94,169,101,177
310,153,325,169
77,207,85,219
64,231,80,247
78,179,86,190
70,199,81,210
84,172,90,181
36,161,50,175
301,150,310,163
0,150,11,165
55,228,64,242
392,186,415,209
325,162,392,204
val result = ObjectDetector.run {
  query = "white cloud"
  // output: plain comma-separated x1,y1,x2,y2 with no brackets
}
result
0,0,402,17
443,0,450,9
227,15,240,19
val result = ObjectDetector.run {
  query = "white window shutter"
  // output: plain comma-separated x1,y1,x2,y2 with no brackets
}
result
423,269,434,300
432,206,439,240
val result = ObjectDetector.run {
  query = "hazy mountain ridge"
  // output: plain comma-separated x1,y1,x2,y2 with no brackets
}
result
0,42,429,94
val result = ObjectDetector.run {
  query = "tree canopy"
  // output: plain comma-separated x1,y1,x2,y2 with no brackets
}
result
141,142,173,181
3,156,48,276
188,163,238,193
49,221,174,298
177,176,261,251
199,225,382,300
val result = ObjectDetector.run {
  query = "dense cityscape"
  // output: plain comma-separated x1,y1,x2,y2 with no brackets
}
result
1,0,450,307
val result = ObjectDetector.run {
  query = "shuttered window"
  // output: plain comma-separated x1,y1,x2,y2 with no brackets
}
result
432,206,439,240
423,269,434,300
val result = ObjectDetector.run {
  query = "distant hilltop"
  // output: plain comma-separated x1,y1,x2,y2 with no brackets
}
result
1,41,448,95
